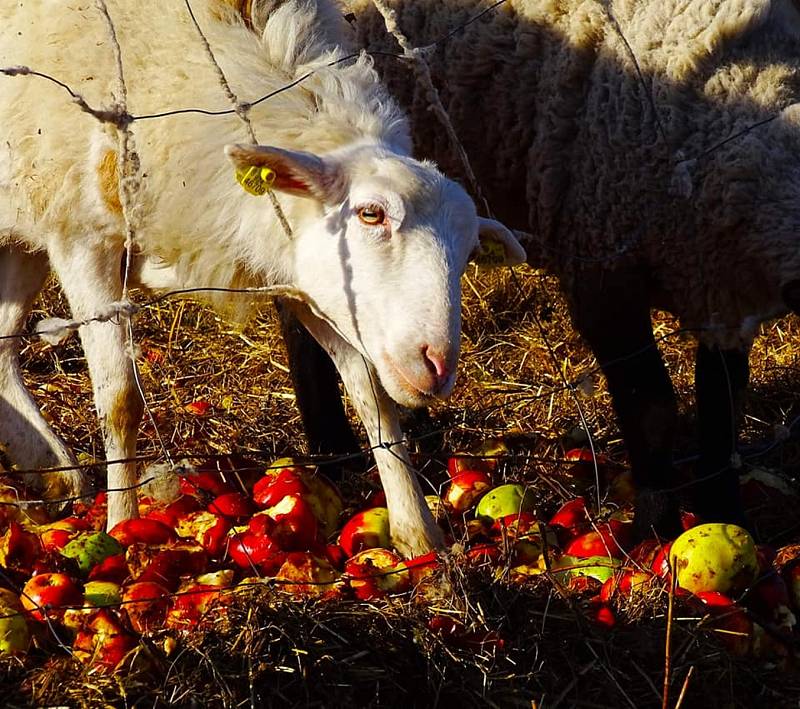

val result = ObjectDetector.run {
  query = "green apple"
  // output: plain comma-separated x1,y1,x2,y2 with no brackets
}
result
61,532,124,574
84,580,122,607
0,588,29,654
475,484,535,522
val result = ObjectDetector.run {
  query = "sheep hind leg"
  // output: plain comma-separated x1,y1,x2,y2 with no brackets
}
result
570,269,682,540
277,301,364,477
0,245,85,504
693,342,750,529
48,241,142,531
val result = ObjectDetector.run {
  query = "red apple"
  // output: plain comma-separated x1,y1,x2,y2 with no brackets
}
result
226,530,286,575
444,471,492,513
692,591,753,655
651,542,673,580
447,454,495,478
563,447,607,486
122,581,170,633
339,507,391,557
565,521,630,560
38,517,89,552
109,518,177,547
549,497,590,542
366,489,387,508
323,543,347,571
88,553,130,585
142,494,203,527
345,548,410,600
21,572,83,622
680,510,703,531
179,467,235,498
275,552,343,598
252,468,307,509
207,492,256,520
591,604,616,630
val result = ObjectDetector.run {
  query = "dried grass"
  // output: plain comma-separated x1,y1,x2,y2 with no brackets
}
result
3,265,800,707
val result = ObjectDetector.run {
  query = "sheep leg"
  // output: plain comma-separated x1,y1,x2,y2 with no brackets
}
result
48,242,142,531
0,245,85,503
276,301,363,475
289,305,444,557
570,270,681,539
693,343,749,527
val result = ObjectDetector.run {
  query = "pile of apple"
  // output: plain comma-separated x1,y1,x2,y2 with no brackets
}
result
0,450,798,672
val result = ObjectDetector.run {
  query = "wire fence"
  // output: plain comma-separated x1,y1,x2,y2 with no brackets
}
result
0,0,798,661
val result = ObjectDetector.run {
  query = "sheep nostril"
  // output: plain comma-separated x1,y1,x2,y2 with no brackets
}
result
422,346,449,389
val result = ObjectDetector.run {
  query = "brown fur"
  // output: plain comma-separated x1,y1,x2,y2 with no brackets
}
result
97,150,122,216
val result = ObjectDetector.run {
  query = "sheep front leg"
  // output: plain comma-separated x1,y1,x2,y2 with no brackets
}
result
292,309,444,557
570,268,682,539
694,342,750,527
49,242,142,530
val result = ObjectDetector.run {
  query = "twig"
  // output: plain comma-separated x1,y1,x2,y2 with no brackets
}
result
662,569,677,709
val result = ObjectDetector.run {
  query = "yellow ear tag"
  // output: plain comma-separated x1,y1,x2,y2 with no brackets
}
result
476,238,506,267
235,165,276,196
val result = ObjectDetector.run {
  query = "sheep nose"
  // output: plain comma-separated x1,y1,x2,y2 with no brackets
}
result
422,346,450,391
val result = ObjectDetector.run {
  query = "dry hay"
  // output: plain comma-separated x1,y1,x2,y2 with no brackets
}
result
2,264,800,706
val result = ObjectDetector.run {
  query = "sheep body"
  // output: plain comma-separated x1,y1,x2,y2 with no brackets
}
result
349,0,800,348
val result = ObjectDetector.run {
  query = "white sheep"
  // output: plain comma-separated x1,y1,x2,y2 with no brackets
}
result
0,0,525,556
287,0,800,537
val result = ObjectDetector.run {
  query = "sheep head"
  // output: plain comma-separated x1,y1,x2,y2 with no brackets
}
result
226,141,524,408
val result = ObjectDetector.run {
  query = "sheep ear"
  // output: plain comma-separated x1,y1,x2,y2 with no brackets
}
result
471,218,527,268
225,144,345,203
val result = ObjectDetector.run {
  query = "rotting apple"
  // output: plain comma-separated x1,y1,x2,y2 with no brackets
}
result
263,494,319,551
345,548,410,600
0,521,42,574
176,510,232,558
275,552,343,598
444,471,492,514
72,608,137,672
122,581,170,634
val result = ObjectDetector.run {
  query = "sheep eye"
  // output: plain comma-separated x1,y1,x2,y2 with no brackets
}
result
357,206,385,226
